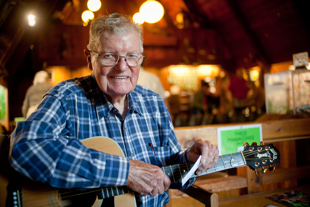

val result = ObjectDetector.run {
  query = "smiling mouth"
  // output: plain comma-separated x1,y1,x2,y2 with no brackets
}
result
111,76,128,79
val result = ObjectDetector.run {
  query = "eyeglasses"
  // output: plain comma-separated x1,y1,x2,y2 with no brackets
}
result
88,50,145,67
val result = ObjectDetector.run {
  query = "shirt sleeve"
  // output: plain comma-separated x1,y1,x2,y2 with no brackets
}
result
10,95,130,189
164,119,197,189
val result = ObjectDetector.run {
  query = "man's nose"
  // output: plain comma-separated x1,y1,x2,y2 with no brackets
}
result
116,56,128,70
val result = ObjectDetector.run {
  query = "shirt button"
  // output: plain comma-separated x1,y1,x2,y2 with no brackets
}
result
106,115,110,119
113,108,117,113
124,128,127,131
131,153,134,157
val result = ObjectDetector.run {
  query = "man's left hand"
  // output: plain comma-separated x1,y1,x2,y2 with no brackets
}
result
186,139,219,175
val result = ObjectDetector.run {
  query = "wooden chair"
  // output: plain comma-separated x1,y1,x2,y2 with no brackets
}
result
165,185,219,207
182,185,219,207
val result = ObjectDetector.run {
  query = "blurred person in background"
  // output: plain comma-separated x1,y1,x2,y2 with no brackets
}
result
22,70,52,118
228,68,249,122
246,81,265,120
191,80,220,125
217,76,234,123
138,67,171,118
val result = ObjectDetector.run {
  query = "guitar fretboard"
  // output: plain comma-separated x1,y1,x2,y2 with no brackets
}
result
162,152,246,182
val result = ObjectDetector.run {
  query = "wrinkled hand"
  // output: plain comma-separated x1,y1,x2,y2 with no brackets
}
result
186,139,219,175
127,160,171,196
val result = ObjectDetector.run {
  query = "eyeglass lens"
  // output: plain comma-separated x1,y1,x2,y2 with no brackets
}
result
99,53,143,66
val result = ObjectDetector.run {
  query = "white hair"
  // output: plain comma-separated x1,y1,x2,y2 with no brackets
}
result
88,13,143,52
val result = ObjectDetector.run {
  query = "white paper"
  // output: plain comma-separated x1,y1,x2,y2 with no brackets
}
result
181,155,201,186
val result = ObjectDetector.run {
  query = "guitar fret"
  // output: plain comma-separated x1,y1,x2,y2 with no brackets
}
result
177,164,183,181
110,187,114,197
221,155,225,169
106,188,111,198
169,165,175,182
186,163,189,172
172,165,181,181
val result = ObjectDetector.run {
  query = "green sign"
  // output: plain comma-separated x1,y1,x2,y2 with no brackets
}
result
217,124,262,155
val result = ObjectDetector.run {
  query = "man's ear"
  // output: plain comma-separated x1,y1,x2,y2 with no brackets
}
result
84,49,93,70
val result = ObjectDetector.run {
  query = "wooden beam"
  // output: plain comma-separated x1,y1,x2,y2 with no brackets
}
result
223,0,271,68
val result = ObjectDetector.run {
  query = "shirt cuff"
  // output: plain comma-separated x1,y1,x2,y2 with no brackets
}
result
102,154,130,187
180,147,191,163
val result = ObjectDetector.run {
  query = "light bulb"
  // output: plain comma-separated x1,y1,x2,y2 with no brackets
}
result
139,0,164,24
81,10,94,23
27,14,36,26
87,0,101,12
133,12,144,24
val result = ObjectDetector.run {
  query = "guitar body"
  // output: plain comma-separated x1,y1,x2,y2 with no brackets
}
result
81,137,136,207
18,137,136,207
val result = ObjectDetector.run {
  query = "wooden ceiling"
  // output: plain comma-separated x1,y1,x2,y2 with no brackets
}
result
1,0,310,76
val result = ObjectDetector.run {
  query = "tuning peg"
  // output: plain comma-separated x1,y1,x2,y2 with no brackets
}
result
260,141,264,145
251,142,258,146
268,165,275,171
255,169,259,176
260,167,267,174
243,142,249,150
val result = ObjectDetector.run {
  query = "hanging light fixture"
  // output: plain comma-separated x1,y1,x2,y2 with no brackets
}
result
175,11,184,29
139,0,164,24
133,12,144,24
87,0,101,12
27,14,36,27
81,10,94,26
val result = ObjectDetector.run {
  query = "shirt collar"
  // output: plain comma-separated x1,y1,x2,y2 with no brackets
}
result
89,74,142,117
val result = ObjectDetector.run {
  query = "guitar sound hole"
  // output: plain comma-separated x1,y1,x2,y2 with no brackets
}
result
60,189,97,207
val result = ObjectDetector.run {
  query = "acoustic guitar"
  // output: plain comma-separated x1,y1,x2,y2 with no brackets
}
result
9,137,280,207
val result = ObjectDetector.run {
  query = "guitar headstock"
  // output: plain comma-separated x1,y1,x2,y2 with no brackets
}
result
242,142,280,175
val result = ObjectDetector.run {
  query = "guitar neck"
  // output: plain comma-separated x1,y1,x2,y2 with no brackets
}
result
93,152,246,199
162,152,246,182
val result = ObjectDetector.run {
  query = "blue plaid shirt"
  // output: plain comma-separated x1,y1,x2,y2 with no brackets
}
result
10,74,193,207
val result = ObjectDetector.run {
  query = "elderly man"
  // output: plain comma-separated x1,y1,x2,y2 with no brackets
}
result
10,13,218,207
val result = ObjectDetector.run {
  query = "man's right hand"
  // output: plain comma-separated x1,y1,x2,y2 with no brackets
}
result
126,160,171,197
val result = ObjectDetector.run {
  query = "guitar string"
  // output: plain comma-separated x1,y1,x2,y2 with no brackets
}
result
16,148,275,204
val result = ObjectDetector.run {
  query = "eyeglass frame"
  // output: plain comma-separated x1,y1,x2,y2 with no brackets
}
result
85,49,145,67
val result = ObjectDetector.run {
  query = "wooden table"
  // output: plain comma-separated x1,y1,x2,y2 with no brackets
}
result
219,184,310,207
